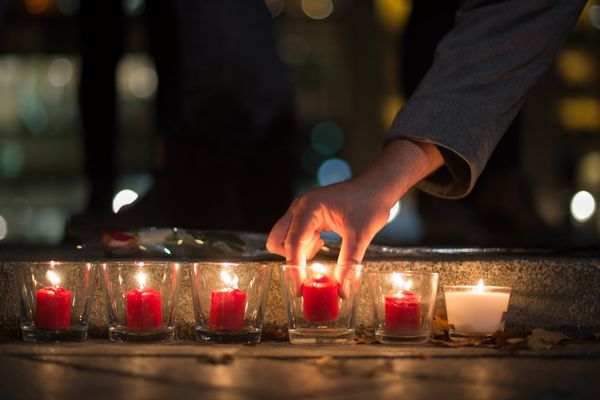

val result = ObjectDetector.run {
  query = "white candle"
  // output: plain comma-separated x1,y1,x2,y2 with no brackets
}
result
444,279,511,335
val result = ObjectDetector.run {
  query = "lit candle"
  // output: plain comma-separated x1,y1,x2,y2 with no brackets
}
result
444,279,511,335
302,264,339,323
209,270,247,330
126,271,162,330
384,273,420,333
35,270,72,330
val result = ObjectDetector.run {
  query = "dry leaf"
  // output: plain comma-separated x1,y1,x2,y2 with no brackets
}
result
527,329,570,351
429,337,484,347
431,310,449,337
505,338,526,345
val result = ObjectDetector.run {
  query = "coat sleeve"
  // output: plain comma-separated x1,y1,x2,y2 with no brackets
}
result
387,0,586,198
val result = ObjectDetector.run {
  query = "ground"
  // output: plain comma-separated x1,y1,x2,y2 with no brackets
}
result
1,341,599,399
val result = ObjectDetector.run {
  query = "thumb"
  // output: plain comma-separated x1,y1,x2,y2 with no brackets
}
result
337,233,370,266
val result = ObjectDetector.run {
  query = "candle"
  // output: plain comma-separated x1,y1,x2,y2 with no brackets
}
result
35,270,72,330
209,270,247,330
127,271,162,329
384,273,420,333
302,264,339,323
444,279,511,335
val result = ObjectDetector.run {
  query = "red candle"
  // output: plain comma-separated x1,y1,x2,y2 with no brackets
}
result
302,268,339,323
209,289,247,330
35,285,71,330
209,270,246,330
127,272,162,329
384,291,421,333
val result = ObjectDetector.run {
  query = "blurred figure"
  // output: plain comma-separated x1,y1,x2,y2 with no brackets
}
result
75,0,294,236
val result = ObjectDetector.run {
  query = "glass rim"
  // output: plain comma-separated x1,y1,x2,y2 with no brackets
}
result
443,284,511,291
280,263,363,269
366,271,438,278
187,261,271,268
7,261,97,267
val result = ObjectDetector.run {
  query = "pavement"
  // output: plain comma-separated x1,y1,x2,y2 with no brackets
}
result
1,341,599,399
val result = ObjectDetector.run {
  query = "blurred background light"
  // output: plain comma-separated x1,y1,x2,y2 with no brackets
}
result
558,97,600,132
0,141,26,178
25,207,67,244
317,158,351,186
387,200,401,223
264,0,284,18
10,197,32,225
123,0,146,16
302,146,327,175
112,189,139,214
374,0,411,33
570,190,596,223
556,50,596,86
590,5,600,30
301,0,333,20
381,94,404,129
577,151,600,187
128,67,157,99
24,0,52,15
310,121,344,155
118,55,158,100
47,58,74,88
0,215,7,240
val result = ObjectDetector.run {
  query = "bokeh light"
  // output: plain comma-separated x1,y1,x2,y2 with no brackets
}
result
558,97,600,132
128,67,157,99
556,50,596,86
570,190,596,223
11,197,32,225
0,141,26,178
0,215,7,241
387,200,401,223
590,5,600,29
25,208,67,244
374,0,411,32
381,94,404,130
24,0,52,14
577,152,600,187
123,0,145,16
118,55,158,100
264,0,284,18
317,158,352,186
47,58,74,88
113,189,139,214
310,121,344,155
301,0,333,20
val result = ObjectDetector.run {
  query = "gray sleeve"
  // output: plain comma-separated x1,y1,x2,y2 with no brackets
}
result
387,0,586,199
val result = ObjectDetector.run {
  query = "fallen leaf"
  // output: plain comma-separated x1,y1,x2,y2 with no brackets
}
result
527,329,570,351
431,310,449,337
429,337,483,347
505,338,526,345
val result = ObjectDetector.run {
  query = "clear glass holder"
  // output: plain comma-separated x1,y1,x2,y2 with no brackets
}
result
368,271,438,344
279,263,362,344
12,261,97,343
190,262,272,344
444,284,511,339
100,261,182,343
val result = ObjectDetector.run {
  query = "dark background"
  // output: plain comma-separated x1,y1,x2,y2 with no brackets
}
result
0,0,599,248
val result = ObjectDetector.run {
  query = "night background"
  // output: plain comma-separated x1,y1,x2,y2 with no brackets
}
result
0,0,599,249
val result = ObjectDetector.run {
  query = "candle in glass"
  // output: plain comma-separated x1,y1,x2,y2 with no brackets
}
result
444,279,511,336
302,264,339,323
35,270,72,330
127,271,163,330
209,270,247,330
384,273,420,333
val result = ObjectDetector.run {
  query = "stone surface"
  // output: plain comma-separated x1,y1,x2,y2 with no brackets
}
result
2,254,600,340
1,341,600,399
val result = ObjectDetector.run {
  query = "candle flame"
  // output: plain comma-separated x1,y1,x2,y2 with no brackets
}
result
220,270,239,289
136,271,147,289
392,272,412,292
474,279,485,293
311,263,327,276
46,270,60,287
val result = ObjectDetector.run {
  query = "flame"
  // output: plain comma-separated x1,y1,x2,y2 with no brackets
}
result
392,272,412,292
220,270,239,289
311,263,327,276
46,270,60,287
136,271,147,289
474,279,485,293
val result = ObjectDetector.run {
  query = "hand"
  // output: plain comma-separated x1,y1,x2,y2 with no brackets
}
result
267,139,443,265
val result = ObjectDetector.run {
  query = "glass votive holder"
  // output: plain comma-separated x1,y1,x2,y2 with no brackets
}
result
279,263,363,344
368,271,439,344
443,280,511,339
12,261,97,342
100,261,182,343
190,262,272,344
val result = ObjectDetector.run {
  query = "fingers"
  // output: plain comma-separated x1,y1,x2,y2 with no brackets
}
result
283,266,305,297
266,208,293,258
338,232,370,266
284,200,323,265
